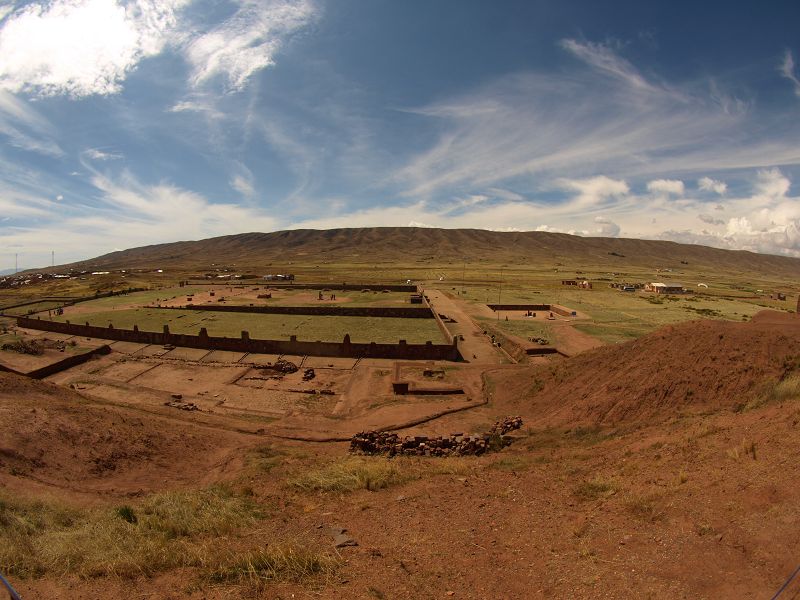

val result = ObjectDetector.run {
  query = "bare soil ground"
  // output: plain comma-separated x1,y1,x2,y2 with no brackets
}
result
3,309,799,599
0,372,257,502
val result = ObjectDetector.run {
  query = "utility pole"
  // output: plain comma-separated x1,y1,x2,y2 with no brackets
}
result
51,250,54,268
462,257,466,296
14,253,18,274
497,267,503,320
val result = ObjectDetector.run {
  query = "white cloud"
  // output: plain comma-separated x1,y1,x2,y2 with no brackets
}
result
754,167,790,199
444,194,490,213
0,0,187,97
698,213,725,226
56,194,63,201
84,148,123,161
647,179,685,196
230,169,254,199
0,89,62,155
169,97,225,119
184,0,316,92
780,50,800,98
558,176,629,206
594,215,621,237
0,168,280,263
0,0,313,99
698,176,727,195
559,38,659,93
0,4,15,22
293,167,800,257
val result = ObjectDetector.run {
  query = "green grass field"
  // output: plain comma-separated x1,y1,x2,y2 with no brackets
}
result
236,289,413,308
460,278,784,345
51,308,445,344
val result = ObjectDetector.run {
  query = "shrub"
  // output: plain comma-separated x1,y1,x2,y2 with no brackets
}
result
573,478,619,501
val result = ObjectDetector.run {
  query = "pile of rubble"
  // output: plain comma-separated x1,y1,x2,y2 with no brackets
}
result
1,339,44,355
255,359,298,374
350,416,523,457
1,337,68,355
488,415,523,436
164,399,199,411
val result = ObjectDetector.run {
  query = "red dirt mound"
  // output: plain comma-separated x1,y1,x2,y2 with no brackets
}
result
493,311,800,427
0,372,253,498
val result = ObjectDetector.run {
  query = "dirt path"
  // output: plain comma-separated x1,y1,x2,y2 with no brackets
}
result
424,289,505,364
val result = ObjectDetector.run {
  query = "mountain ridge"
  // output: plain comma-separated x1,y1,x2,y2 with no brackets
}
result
53,227,800,277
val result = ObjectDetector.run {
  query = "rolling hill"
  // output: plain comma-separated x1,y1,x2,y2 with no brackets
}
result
56,227,800,277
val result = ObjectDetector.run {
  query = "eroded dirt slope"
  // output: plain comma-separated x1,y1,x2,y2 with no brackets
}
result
490,311,800,427
0,372,254,499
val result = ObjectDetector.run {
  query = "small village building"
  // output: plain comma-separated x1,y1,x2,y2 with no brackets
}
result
263,274,295,281
646,282,685,294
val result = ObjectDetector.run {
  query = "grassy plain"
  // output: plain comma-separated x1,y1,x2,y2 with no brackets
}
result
50,307,444,343
454,269,791,344
3,246,798,347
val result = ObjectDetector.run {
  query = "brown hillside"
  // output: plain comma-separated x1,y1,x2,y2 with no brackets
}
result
493,311,800,427
57,227,800,277
0,372,251,497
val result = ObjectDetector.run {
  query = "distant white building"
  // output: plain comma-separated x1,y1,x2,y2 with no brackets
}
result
263,274,294,281
645,282,685,294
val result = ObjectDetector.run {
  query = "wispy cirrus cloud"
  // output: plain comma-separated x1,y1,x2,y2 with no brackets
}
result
84,148,123,161
0,89,62,155
184,0,317,92
394,39,800,200
291,168,800,256
0,166,280,264
558,38,661,94
780,50,800,98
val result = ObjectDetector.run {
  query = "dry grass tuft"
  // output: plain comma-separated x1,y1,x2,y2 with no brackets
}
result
207,544,338,587
247,444,284,472
624,493,667,522
726,440,757,461
740,374,800,411
0,486,261,579
288,456,473,493
573,478,619,501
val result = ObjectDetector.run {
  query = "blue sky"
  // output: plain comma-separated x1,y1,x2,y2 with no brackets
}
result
1,0,800,269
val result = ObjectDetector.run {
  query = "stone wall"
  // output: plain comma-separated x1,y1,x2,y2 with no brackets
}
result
26,345,112,379
0,288,147,315
486,303,552,311
16,317,461,361
425,294,456,344
486,303,575,317
153,304,435,318
0,344,111,378
189,282,418,292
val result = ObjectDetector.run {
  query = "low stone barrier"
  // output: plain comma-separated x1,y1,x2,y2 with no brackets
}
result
26,345,112,379
189,282,418,292
16,317,461,361
350,416,523,457
152,304,435,318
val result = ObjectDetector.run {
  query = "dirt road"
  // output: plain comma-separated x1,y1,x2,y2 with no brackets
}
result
424,289,506,364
